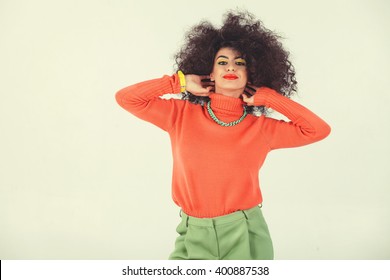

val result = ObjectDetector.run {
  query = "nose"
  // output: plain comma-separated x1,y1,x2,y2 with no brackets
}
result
227,63,235,72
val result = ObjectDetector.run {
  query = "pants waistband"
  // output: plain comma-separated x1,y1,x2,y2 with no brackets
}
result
180,205,262,227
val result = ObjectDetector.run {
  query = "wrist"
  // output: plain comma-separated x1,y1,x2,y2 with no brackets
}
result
253,87,275,106
177,70,186,92
254,87,284,107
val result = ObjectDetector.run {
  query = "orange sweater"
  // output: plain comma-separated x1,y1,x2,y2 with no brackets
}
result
116,74,331,218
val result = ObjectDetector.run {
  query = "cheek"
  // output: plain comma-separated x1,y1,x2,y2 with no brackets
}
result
210,68,220,81
241,70,248,82
210,67,216,80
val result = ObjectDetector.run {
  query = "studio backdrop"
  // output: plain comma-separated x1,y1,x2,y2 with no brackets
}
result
0,0,389,259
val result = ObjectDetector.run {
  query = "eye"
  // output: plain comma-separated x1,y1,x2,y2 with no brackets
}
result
217,60,228,65
235,59,246,66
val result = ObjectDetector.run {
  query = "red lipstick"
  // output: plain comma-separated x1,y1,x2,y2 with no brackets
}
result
223,74,238,80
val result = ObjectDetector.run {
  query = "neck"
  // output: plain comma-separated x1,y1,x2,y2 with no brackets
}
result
214,86,243,98
209,93,245,115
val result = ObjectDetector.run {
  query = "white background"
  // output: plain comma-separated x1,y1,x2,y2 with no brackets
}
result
0,0,389,259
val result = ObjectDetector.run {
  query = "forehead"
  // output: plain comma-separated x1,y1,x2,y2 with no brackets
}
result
215,47,242,59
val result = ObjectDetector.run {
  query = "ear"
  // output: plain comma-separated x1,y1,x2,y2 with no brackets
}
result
210,73,215,81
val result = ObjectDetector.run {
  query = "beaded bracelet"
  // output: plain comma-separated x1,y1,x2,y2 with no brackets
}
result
177,70,186,92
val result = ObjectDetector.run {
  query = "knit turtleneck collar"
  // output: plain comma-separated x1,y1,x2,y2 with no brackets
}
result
208,93,245,116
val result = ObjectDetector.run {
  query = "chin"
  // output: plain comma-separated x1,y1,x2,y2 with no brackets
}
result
217,85,245,92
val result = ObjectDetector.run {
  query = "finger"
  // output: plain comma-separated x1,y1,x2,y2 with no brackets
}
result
246,82,259,91
190,85,213,96
202,83,215,89
243,90,253,96
246,86,257,93
187,90,208,97
192,92,211,97
201,80,215,87
199,75,211,80
242,94,254,105
246,82,257,87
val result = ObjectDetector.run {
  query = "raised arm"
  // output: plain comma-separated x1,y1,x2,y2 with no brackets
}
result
115,74,182,131
245,87,331,149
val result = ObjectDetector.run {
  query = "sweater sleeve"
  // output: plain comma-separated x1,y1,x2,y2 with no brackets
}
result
115,74,182,131
253,88,331,150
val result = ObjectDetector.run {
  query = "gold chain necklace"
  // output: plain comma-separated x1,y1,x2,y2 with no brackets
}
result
206,101,247,127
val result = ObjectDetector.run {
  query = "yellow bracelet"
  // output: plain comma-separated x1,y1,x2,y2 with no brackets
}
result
177,70,186,92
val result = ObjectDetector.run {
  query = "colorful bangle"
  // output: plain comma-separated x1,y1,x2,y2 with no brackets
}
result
177,70,186,92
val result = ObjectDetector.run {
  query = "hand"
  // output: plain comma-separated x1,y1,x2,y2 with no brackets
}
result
242,84,259,105
185,75,214,96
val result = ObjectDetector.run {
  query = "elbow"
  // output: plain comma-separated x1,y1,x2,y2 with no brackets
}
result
115,87,127,107
324,123,332,137
315,122,331,142
115,86,138,111
115,87,137,115
115,86,148,116
300,121,331,144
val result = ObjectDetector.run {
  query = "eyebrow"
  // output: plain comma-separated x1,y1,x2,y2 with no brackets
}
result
216,55,245,60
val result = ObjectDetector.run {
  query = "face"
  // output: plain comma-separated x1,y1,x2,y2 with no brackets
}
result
210,47,248,98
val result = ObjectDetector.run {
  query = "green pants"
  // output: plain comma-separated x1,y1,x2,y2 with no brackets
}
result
169,206,274,260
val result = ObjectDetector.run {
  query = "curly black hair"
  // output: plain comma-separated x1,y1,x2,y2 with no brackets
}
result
174,10,297,115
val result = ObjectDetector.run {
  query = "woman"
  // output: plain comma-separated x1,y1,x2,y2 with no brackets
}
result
116,10,331,260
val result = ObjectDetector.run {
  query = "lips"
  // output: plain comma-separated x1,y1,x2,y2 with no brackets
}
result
223,74,238,80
